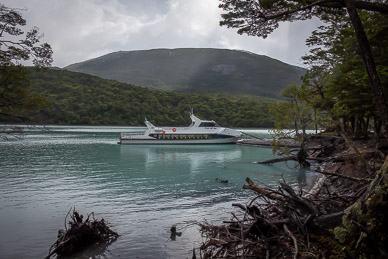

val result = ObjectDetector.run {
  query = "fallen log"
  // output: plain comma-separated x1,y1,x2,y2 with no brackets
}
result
270,211,344,228
254,155,297,165
255,145,310,167
243,177,285,201
280,182,320,216
305,175,327,199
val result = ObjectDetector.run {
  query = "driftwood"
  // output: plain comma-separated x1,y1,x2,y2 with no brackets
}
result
243,177,285,201
193,135,387,258
283,224,298,259
196,175,367,258
255,155,297,165
170,224,182,240
305,175,327,199
46,209,118,258
255,143,310,168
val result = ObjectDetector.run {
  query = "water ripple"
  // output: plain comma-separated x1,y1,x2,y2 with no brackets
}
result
0,126,307,258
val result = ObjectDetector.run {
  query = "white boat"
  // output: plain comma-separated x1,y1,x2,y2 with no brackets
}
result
118,111,241,145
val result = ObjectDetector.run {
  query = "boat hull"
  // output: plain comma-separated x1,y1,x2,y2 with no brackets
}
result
118,137,238,145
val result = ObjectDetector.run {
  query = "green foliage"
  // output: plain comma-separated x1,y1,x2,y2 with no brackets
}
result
218,0,388,136
269,84,316,151
218,0,388,39
0,4,53,67
0,4,52,122
301,10,388,137
25,68,275,127
0,66,46,121
267,9,388,139
65,48,305,99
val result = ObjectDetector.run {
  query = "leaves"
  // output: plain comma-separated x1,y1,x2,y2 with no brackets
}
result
300,9,388,136
0,5,53,67
0,4,52,122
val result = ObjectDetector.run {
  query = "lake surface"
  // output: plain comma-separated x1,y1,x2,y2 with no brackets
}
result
0,126,316,258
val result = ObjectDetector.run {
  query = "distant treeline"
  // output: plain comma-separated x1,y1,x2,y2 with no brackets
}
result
26,68,275,127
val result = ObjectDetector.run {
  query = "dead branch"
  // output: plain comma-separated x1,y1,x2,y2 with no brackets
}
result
280,182,320,216
255,144,310,167
317,169,373,182
283,224,298,259
195,175,363,258
255,155,297,165
305,175,327,199
243,177,285,201
46,209,118,258
194,136,387,258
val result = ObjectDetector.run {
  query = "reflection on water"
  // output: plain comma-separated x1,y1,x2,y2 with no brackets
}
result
120,145,242,174
0,126,317,258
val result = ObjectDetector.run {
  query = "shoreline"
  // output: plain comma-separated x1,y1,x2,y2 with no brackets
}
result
236,138,300,148
196,134,388,258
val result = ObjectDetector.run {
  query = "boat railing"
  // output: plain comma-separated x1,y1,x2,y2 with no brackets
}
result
120,132,144,139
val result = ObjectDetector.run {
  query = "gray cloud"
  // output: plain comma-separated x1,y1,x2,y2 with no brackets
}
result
2,0,321,68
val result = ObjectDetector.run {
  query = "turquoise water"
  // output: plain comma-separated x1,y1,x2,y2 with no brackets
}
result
0,126,311,258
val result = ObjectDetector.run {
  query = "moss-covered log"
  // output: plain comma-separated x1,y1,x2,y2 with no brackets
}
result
334,155,388,257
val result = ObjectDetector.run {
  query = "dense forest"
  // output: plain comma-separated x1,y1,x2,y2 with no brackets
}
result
25,68,275,127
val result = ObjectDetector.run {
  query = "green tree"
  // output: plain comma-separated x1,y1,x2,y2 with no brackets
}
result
219,0,388,134
269,84,314,167
301,10,388,137
0,4,52,121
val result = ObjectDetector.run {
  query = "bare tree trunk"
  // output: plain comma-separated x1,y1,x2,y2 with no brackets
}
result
314,109,318,134
344,0,388,136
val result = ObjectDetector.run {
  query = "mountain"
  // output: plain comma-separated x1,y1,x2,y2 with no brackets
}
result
65,48,306,99
26,68,275,127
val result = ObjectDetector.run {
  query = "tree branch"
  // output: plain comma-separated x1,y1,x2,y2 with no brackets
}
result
283,224,298,259
317,168,373,182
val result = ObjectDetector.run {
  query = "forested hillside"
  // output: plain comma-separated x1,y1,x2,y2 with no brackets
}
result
27,68,274,127
65,48,305,99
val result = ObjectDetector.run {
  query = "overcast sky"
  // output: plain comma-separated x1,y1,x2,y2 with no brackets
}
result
3,0,321,68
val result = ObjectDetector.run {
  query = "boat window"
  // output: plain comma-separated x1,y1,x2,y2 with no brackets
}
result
199,122,219,127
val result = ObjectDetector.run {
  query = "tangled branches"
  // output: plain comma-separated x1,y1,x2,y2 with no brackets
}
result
46,208,119,258
197,175,368,258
